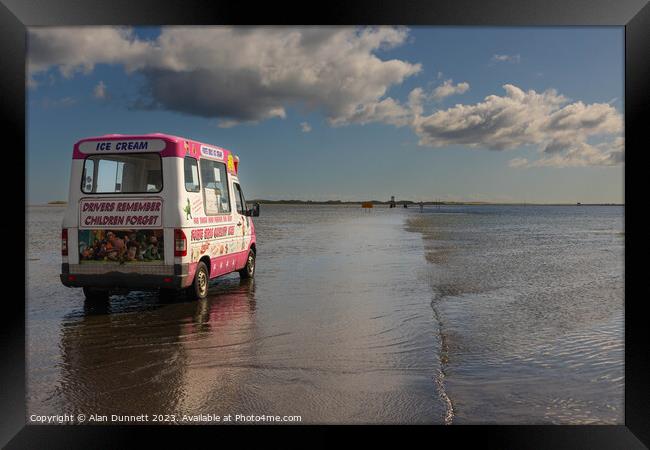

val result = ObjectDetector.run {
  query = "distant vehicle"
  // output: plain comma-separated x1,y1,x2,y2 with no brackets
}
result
60,133,259,302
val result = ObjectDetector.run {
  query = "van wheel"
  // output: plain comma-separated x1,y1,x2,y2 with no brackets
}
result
239,250,255,279
187,261,209,300
83,287,110,303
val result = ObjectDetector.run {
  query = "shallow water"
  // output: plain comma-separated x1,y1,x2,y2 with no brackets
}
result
26,204,623,424
406,205,624,424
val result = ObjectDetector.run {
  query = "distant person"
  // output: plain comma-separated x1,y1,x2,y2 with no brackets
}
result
419,202,424,212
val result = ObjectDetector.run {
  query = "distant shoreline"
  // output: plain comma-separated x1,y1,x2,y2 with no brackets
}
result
30,200,624,207
248,200,624,206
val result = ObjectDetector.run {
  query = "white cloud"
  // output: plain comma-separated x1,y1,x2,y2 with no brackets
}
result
407,87,426,117
430,79,470,101
510,137,624,168
29,26,421,125
491,54,521,64
335,80,470,127
413,85,565,149
330,96,412,127
28,28,623,168
300,122,312,132
28,27,152,78
508,157,530,168
216,120,239,129
410,84,623,166
39,96,76,109
93,80,107,99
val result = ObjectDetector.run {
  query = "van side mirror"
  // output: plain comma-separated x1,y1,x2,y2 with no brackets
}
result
245,202,260,217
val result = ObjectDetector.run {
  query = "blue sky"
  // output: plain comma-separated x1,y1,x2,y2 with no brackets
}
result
27,26,624,204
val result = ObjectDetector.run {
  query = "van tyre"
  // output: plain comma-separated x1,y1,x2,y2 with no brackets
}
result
187,261,209,300
83,287,110,303
239,250,255,279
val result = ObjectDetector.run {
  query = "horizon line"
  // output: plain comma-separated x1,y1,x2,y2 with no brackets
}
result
30,199,625,206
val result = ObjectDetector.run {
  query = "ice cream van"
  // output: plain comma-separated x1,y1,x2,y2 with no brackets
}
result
60,133,259,301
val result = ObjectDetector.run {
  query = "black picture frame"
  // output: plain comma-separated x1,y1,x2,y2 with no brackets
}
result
4,0,648,447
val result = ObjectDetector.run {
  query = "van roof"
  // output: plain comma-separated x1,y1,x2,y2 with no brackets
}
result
72,133,240,174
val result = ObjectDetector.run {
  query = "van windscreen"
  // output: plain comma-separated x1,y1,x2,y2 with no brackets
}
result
82,153,162,194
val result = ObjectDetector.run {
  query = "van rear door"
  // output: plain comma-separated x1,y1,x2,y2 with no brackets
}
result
78,198,165,266
77,152,166,268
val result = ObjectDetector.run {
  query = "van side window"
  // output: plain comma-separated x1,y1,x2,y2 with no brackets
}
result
233,182,246,214
184,157,200,192
199,159,231,215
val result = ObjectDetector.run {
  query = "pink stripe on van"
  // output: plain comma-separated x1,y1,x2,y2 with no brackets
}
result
72,133,235,167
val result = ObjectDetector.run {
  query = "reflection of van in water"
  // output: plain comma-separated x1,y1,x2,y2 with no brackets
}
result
60,133,259,301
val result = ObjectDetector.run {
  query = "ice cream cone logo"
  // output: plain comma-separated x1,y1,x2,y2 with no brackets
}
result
227,154,235,172
184,140,190,155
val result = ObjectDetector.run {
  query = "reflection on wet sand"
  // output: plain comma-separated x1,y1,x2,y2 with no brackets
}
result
29,204,622,424
176,279,259,414
57,277,257,418
44,207,445,424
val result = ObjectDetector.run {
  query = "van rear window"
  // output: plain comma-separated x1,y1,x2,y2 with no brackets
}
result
82,153,162,194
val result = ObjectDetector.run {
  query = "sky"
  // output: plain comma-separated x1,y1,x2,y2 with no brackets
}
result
26,26,624,204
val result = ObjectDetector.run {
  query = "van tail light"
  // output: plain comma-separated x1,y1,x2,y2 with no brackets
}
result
174,229,187,257
61,229,68,256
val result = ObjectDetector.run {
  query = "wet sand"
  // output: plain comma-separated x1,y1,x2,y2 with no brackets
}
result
27,205,447,424
406,205,624,424
26,204,623,424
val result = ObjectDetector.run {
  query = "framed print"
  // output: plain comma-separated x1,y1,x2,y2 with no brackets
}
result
3,0,649,447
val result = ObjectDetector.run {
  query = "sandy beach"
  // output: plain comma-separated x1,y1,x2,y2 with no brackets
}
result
26,204,623,424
